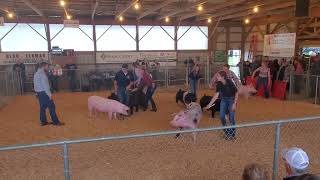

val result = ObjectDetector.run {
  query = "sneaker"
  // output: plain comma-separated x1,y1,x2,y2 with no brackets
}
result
150,109,157,112
41,122,48,126
52,122,65,126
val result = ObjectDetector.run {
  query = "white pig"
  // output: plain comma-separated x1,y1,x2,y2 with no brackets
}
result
88,96,130,120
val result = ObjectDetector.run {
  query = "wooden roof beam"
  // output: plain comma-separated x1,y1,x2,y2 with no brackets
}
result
92,0,99,19
137,0,177,20
179,0,246,21
221,0,295,20
115,0,139,19
157,0,208,20
21,0,44,17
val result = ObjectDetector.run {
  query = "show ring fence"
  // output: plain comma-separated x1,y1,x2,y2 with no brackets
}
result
0,116,320,180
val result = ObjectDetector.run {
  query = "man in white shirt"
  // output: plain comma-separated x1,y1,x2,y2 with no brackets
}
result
34,62,63,126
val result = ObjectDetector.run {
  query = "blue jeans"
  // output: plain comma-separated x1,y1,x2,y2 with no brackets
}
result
146,85,157,110
36,91,60,125
189,79,198,95
256,77,269,98
220,97,236,138
117,87,129,106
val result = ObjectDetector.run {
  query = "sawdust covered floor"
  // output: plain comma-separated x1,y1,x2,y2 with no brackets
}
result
0,89,320,180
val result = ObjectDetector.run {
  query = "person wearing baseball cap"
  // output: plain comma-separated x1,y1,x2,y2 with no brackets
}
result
282,147,310,180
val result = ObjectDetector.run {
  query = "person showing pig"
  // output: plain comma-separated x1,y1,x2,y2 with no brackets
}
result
205,71,238,140
114,64,134,106
138,66,157,112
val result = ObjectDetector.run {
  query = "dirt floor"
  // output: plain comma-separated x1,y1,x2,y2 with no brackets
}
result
0,89,320,180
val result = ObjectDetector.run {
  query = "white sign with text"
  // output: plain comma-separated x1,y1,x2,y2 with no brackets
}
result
0,52,49,65
96,51,177,64
263,33,296,57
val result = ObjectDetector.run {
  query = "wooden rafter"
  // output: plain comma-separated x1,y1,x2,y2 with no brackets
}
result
298,18,314,35
157,0,208,20
137,0,176,20
91,0,99,19
221,1,295,20
115,0,139,18
21,0,44,16
179,0,246,21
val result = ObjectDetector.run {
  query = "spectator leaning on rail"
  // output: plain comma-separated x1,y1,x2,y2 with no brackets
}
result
114,64,134,106
282,147,310,180
139,66,157,112
33,62,63,126
242,163,268,180
252,60,271,99
205,71,238,140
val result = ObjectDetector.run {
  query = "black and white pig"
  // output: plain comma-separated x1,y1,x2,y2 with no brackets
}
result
175,89,197,105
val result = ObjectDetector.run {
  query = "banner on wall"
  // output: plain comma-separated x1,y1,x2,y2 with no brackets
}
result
64,20,80,28
0,52,49,65
0,17,4,26
96,51,177,64
263,33,296,57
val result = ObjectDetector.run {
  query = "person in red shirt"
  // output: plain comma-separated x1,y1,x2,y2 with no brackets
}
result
139,67,157,112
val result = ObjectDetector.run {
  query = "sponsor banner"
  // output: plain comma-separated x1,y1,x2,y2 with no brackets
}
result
263,33,296,57
0,17,4,26
0,52,49,65
64,20,79,28
96,51,177,64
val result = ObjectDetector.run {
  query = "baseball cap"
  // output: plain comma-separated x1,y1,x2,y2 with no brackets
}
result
282,147,309,170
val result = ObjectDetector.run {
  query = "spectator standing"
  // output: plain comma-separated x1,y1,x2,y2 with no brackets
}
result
13,60,26,93
114,64,134,106
188,64,201,96
205,71,238,140
33,62,63,126
294,60,304,94
277,59,287,81
284,61,295,92
271,59,280,88
282,147,309,180
243,61,252,85
65,63,78,92
242,163,268,180
252,61,271,98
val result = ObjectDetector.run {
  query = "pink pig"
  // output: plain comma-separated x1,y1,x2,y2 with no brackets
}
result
88,96,130,120
237,85,257,98
170,102,202,141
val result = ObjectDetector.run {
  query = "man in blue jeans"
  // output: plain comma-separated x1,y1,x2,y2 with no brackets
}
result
205,71,238,140
114,64,134,106
33,62,63,126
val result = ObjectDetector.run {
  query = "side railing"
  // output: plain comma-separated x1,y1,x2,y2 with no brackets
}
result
0,116,320,180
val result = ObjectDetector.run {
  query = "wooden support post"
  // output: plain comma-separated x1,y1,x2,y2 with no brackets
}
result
92,20,97,64
136,22,139,51
241,25,245,62
225,26,230,63
174,25,178,51
45,23,51,52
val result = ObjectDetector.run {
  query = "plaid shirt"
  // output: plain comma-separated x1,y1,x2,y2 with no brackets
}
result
210,70,241,88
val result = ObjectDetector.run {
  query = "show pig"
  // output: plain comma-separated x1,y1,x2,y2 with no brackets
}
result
88,96,130,120
237,85,257,98
170,102,202,141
